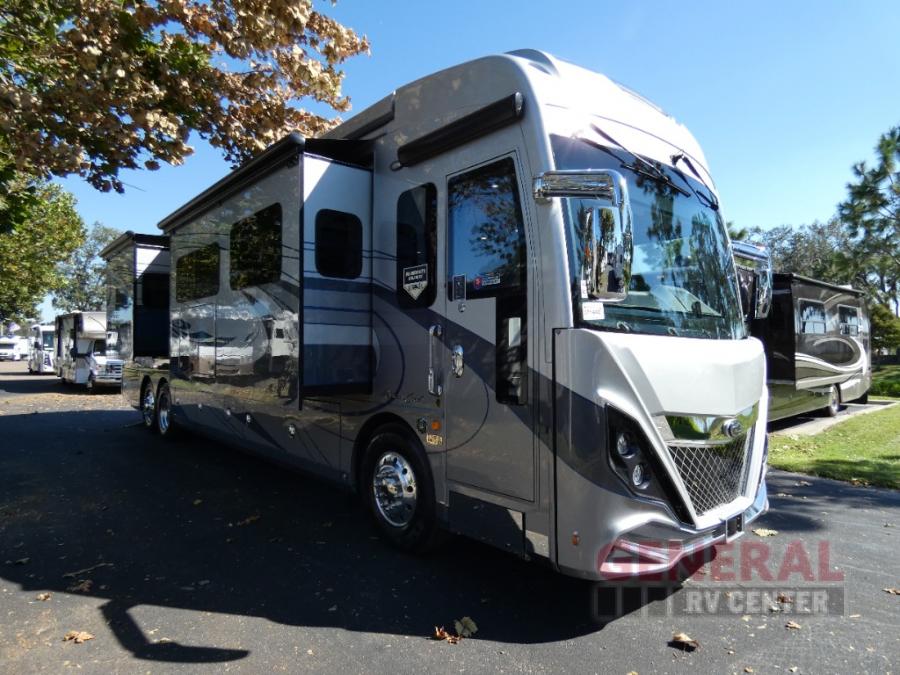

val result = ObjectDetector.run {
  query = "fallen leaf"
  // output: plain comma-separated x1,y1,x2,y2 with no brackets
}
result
670,631,700,651
796,480,812,486
849,614,861,618
433,626,460,644
14,557,30,565
67,579,93,593
883,588,900,595
785,621,801,630
454,616,478,638
36,592,51,601
192,499,203,506
752,528,778,537
744,668,754,673
63,631,94,644
777,592,794,604
235,515,260,527
789,668,798,673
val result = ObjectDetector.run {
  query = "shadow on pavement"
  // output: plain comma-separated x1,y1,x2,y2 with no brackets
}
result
1,409,602,664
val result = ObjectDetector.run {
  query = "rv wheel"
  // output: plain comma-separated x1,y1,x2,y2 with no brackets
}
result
824,385,841,417
362,424,440,553
155,382,177,438
140,382,157,431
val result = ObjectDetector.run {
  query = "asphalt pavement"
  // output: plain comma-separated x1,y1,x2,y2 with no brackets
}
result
0,361,897,674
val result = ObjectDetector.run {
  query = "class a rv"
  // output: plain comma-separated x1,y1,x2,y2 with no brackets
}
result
146,50,772,580
0,335,26,361
100,232,170,420
55,311,123,390
27,324,56,373
750,273,870,421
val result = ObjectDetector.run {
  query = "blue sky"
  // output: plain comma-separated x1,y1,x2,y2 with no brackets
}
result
58,0,899,236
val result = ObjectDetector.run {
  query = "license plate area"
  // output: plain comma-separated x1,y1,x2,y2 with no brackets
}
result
725,513,744,542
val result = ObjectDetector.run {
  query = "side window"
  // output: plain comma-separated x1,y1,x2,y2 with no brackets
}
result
138,273,169,308
230,203,282,290
315,209,362,279
175,243,220,302
396,183,437,307
448,157,526,299
838,305,859,336
799,300,826,335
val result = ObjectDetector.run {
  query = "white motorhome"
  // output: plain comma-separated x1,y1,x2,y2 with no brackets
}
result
27,324,56,373
0,335,27,361
140,50,772,581
55,311,123,390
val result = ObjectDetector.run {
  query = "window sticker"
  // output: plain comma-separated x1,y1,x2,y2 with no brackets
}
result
402,264,428,301
582,301,605,321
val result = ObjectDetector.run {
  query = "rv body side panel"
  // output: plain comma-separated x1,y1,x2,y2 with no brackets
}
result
28,324,55,374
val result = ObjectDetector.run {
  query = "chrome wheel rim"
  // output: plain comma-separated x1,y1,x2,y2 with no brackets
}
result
372,451,417,528
142,389,155,427
158,391,170,433
830,386,839,414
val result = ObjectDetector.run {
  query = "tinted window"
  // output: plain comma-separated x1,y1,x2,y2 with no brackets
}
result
175,244,220,302
139,273,169,308
315,209,362,279
396,184,437,307
230,203,282,289
838,305,859,336
799,300,826,334
448,157,526,299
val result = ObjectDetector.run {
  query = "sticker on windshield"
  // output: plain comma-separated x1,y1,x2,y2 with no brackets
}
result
582,301,605,321
580,279,589,299
402,264,428,301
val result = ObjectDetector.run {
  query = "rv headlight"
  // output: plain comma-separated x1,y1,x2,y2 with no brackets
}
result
631,463,648,488
616,432,638,458
606,406,691,522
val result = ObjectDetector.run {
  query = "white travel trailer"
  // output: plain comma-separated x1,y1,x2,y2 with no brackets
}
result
27,324,56,373
145,50,772,581
100,232,171,425
55,311,123,390
0,335,27,361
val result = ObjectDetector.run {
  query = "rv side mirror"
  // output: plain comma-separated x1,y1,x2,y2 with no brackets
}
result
731,241,772,321
34,340,41,350
534,169,633,302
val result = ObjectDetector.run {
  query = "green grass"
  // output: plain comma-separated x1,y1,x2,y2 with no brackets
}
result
768,401,900,489
872,364,900,397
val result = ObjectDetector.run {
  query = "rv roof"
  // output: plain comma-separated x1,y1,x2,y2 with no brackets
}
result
100,231,169,260
774,272,865,296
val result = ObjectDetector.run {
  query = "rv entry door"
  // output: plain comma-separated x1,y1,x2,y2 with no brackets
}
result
443,155,535,502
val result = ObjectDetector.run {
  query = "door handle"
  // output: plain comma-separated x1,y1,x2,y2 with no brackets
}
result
428,324,442,396
451,344,464,378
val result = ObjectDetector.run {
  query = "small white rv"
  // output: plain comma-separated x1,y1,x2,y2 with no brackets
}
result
55,311,123,390
27,324,56,373
0,335,27,361
134,50,773,581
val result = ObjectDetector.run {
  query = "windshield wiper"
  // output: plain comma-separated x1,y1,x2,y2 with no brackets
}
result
671,152,719,210
588,124,690,197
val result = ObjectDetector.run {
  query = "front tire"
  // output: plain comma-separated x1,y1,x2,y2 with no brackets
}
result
361,424,439,553
155,381,176,438
824,384,841,417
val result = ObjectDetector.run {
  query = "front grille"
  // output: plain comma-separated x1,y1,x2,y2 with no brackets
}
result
667,433,751,516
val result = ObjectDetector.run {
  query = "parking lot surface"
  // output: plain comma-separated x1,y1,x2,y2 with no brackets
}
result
1,361,898,674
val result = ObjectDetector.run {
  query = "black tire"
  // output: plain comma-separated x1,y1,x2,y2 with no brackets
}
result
823,384,841,417
361,424,440,553
140,381,158,432
155,381,177,438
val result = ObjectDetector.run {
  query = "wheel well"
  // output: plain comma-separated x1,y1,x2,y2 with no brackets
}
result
351,412,417,492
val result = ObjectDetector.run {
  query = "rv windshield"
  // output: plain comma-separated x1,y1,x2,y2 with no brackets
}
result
551,135,745,340
41,332,54,349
